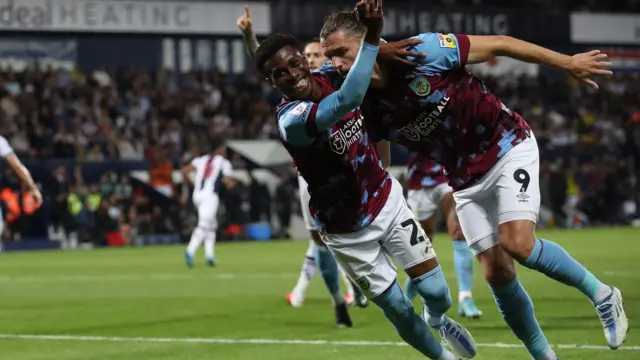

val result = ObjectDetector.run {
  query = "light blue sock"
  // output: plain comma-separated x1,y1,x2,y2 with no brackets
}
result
412,265,452,328
404,277,418,300
452,240,474,294
372,281,445,359
522,238,606,302
491,277,551,360
314,246,344,304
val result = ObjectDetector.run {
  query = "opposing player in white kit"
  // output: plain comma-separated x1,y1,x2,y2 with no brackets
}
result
182,137,234,267
0,136,42,240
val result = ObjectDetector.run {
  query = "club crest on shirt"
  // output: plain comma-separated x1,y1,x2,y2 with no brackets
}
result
409,76,431,96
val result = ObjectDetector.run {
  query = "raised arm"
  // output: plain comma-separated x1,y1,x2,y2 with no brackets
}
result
237,5,259,59
405,32,613,89
314,0,383,130
279,1,383,146
314,42,379,130
466,35,613,89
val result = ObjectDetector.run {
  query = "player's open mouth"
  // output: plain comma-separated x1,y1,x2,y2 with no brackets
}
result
293,78,308,92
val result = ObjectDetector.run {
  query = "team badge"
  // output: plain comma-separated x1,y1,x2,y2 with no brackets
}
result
437,34,457,49
356,276,370,291
409,76,431,96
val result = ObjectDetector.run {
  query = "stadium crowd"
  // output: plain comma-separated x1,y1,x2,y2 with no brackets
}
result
0,58,637,242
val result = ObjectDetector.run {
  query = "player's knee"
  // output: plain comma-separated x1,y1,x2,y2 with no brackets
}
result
477,246,516,287
412,265,452,311
498,220,536,262
372,282,414,322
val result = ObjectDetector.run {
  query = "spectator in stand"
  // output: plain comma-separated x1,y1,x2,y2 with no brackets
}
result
148,143,174,197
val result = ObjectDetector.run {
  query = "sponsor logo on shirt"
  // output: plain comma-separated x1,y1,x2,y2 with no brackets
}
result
438,34,457,49
329,113,364,155
398,96,451,141
291,102,309,116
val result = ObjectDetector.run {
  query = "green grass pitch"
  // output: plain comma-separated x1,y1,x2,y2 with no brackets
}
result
0,228,638,360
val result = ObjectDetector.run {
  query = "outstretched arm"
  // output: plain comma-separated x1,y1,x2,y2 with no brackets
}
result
279,0,383,146
406,33,613,89
237,5,259,59
466,35,612,89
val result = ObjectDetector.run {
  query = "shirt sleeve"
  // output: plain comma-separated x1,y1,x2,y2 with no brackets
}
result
0,136,14,158
221,159,233,176
279,42,380,145
405,33,471,73
277,100,318,146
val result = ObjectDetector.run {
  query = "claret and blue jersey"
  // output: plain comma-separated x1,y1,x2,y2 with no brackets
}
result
407,153,448,190
362,32,532,190
276,65,392,234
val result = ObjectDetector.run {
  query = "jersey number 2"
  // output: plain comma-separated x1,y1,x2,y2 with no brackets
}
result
401,218,426,246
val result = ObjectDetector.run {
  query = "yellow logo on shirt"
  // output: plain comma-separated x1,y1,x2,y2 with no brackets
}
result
409,76,431,96
438,34,457,49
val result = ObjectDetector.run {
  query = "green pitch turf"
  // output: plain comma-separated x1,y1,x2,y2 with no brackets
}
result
0,228,638,360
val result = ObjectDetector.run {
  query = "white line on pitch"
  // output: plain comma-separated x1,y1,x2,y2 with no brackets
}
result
0,273,299,283
0,334,637,351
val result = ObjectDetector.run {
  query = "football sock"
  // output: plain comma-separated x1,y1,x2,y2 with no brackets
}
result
452,240,474,298
490,276,553,360
404,277,418,300
411,265,452,329
186,228,204,256
204,231,216,260
315,246,344,305
522,238,611,303
372,281,456,360
292,256,317,297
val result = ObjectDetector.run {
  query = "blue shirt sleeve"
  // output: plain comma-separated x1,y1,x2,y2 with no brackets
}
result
405,33,464,73
279,42,380,145
313,42,379,132
277,100,316,146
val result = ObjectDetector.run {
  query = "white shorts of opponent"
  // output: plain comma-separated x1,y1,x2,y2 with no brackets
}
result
407,183,453,221
322,176,436,298
193,194,220,232
454,133,540,256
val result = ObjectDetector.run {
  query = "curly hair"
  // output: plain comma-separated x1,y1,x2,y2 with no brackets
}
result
254,33,301,74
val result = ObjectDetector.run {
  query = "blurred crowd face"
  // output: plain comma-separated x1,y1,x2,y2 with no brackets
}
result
304,42,328,71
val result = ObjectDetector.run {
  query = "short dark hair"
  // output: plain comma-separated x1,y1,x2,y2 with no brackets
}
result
210,135,226,152
254,33,301,74
320,11,366,41
307,37,321,45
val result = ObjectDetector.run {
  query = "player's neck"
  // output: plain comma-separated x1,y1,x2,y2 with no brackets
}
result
370,63,387,89
309,84,323,102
